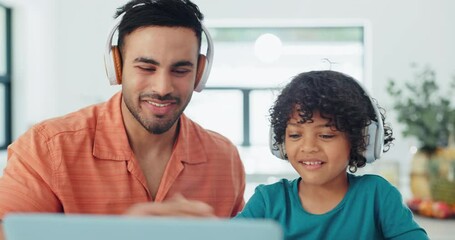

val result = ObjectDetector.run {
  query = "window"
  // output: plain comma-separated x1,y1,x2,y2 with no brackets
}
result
184,22,368,198
0,4,12,150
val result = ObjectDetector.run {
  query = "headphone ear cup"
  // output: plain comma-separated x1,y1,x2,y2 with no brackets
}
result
112,46,123,84
269,127,287,160
194,55,207,91
344,77,385,164
364,121,384,163
104,12,123,86
194,24,214,92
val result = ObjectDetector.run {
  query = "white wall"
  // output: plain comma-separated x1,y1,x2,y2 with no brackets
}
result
195,0,455,191
1,0,55,139
2,0,455,189
52,0,123,114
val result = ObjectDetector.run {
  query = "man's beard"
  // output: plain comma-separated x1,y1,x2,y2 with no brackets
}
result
124,93,189,134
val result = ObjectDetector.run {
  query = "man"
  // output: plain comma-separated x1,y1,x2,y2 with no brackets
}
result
0,0,245,227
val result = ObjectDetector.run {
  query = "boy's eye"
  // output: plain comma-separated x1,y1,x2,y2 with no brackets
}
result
288,133,301,139
320,134,335,139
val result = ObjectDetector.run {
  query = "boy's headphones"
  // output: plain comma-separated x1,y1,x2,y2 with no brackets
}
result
269,80,384,164
103,4,214,92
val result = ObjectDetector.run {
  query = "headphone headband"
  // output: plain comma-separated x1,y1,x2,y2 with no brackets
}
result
104,4,213,91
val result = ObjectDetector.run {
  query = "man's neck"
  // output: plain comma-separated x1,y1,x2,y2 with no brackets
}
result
121,99,180,199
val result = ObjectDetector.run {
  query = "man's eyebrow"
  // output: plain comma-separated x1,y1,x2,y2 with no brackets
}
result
133,57,160,65
132,58,194,68
172,61,194,68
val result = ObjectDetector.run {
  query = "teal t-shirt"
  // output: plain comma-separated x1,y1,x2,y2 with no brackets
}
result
236,174,428,240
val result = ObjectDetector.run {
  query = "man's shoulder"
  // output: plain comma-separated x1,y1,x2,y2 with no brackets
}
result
180,116,242,167
182,116,236,149
31,101,106,140
203,128,236,147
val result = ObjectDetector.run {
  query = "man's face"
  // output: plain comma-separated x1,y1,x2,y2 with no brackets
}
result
120,26,201,134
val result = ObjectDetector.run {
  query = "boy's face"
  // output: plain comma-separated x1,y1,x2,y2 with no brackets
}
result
120,26,202,134
285,108,351,187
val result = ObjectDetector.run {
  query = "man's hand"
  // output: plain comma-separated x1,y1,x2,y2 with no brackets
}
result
125,194,215,217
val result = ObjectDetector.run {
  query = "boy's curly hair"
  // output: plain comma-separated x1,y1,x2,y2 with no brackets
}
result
270,70,394,172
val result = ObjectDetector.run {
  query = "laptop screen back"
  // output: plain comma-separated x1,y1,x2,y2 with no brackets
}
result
4,213,283,240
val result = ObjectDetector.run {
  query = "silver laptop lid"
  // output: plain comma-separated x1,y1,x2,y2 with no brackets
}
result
4,213,283,240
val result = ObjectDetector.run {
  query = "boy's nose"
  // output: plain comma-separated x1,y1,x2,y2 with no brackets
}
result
300,137,318,153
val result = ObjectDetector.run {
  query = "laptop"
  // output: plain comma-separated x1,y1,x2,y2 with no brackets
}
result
3,213,283,240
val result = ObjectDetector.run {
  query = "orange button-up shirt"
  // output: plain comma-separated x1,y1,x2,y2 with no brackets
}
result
0,93,245,218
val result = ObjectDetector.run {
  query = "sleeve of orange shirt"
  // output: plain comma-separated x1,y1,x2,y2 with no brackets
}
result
231,179,245,217
230,148,246,217
0,125,61,219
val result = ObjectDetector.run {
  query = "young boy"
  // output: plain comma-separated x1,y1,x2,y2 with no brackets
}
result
236,70,428,239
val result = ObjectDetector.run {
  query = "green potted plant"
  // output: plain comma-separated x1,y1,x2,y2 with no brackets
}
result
386,65,455,153
386,64,455,215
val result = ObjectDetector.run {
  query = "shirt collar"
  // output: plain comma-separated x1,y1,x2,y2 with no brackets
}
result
93,92,207,164
93,92,132,161
172,114,208,165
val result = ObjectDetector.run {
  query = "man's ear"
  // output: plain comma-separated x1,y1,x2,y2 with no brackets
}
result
194,54,207,89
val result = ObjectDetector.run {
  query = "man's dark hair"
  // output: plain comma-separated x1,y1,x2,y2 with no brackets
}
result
114,0,204,52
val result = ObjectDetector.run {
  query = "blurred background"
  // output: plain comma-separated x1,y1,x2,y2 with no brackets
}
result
0,0,455,239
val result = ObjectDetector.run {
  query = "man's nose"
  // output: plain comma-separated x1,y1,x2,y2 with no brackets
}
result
152,71,174,96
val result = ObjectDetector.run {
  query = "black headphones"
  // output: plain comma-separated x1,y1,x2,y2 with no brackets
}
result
103,3,213,92
269,79,384,164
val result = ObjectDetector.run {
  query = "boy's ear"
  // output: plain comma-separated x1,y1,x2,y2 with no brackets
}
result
194,54,207,89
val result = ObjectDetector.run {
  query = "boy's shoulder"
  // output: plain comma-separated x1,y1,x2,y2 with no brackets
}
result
255,178,299,195
349,173,394,189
